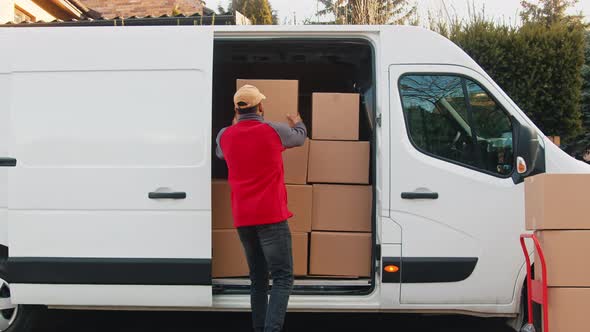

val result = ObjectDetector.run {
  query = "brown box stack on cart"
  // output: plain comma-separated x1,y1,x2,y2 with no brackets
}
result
525,173,590,331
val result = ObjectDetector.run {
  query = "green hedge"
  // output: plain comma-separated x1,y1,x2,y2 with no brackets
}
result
443,22,586,140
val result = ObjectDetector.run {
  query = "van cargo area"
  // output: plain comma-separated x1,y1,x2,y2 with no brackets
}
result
211,39,376,295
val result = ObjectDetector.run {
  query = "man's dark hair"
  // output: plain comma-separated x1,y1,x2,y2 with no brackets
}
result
236,102,259,115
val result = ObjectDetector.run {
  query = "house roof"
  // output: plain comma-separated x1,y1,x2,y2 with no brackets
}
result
31,0,102,20
2,12,238,26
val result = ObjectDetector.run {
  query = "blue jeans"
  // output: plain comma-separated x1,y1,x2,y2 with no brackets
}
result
237,221,294,332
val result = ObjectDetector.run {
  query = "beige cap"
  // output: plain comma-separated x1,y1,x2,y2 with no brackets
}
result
234,84,266,109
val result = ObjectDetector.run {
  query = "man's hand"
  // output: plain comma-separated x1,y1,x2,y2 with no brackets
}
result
286,113,302,128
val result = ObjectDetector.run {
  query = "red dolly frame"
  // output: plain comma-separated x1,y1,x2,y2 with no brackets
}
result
519,233,549,332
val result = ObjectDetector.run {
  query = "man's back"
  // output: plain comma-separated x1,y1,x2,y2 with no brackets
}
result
219,116,291,227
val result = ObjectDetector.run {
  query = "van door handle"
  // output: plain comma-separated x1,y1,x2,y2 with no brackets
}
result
401,192,439,200
0,158,16,167
148,192,187,199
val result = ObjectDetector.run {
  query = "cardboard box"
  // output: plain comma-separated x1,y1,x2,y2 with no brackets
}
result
283,138,310,185
548,288,590,332
525,174,590,230
312,184,372,232
287,185,312,233
236,79,298,124
535,230,590,287
292,232,309,276
212,229,249,278
309,232,372,277
212,180,234,229
307,140,370,184
212,229,309,278
312,93,360,140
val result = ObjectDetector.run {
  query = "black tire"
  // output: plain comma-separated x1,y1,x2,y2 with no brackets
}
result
0,259,43,332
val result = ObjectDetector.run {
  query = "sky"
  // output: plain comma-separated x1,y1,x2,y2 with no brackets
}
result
208,0,590,25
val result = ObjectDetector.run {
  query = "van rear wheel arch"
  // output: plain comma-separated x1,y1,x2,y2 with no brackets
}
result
0,258,43,332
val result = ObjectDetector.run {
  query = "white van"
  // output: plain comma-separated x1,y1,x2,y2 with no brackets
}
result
0,25,588,331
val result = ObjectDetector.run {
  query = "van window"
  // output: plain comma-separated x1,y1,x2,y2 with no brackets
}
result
399,74,513,176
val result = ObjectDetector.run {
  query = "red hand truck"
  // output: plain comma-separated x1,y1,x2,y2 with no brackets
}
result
519,233,549,332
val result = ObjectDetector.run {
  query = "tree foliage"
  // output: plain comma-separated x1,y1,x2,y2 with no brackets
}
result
317,0,416,25
427,1,587,140
224,0,274,24
520,0,583,26
434,16,586,139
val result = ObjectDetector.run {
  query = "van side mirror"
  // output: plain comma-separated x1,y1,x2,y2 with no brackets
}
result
512,117,546,184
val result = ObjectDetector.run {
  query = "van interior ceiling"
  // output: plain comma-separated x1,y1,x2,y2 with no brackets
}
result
212,39,376,295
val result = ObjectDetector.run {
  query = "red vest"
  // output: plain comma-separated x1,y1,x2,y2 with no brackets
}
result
219,120,293,228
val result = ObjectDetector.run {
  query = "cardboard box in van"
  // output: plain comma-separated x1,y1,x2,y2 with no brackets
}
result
212,180,234,229
307,140,370,184
292,232,309,276
287,185,312,233
212,229,309,278
309,232,371,277
312,184,372,232
212,229,248,278
312,93,360,140
236,79,298,124
548,288,590,332
283,138,310,185
525,174,590,230
535,230,590,287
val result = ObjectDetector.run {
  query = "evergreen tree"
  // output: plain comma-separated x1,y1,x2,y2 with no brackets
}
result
317,0,415,25
232,0,274,25
520,0,583,26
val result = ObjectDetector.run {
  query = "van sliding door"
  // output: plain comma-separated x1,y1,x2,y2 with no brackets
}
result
6,27,214,307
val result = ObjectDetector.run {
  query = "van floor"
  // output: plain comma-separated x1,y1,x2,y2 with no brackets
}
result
213,278,371,295
212,39,376,295
214,278,371,287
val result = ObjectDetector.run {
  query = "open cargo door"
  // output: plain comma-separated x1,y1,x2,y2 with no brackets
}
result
5,26,214,307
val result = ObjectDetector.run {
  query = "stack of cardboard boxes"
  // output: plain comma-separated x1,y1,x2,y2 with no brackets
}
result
212,180,310,278
525,174,590,331
307,92,372,278
212,79,371,279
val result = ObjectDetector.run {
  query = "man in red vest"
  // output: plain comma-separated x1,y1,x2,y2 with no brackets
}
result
216,84,307,332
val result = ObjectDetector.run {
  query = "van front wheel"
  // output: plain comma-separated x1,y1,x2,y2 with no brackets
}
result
0,262,42,332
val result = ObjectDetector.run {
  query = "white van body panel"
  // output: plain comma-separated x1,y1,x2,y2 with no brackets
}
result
0,70,10,250
4,27,214,307
12,284,210,307
544,139,590,173
0,30,12,250
0,25,588,315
